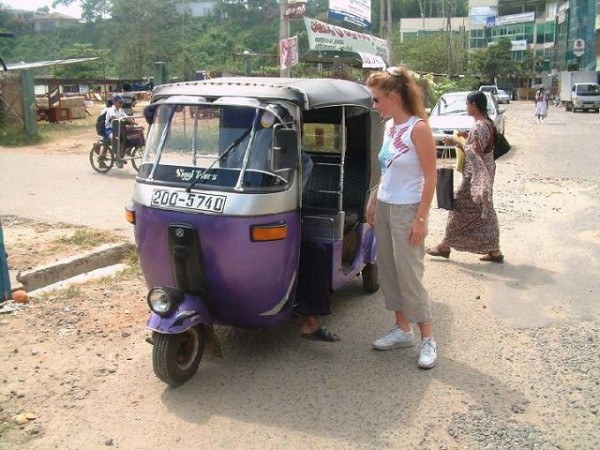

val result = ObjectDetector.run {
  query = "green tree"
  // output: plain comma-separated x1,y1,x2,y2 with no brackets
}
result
54,43,109,79
469,38,518,84
394,31,468,76
53,0,113,23
107,0,180,78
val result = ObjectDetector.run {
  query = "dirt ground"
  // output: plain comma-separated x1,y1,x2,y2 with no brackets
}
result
1,101,599,449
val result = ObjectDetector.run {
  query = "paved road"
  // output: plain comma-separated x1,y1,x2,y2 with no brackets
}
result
1,101,599,449
0,149,137,240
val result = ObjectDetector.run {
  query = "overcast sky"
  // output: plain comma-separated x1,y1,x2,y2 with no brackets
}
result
2,0,82,19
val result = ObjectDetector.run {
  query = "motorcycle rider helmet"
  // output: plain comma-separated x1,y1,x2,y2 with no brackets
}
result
113,94,124,103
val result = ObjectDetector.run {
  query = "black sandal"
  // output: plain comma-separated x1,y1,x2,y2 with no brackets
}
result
301,326,341,342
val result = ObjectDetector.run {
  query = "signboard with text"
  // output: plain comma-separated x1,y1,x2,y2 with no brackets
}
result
328,0,371,29
304,17,389,64
284,0,307,19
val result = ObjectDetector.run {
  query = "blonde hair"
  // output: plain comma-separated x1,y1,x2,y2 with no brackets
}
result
366,66,427,120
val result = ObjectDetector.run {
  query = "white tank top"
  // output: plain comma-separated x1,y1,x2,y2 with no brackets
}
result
377,116,424,205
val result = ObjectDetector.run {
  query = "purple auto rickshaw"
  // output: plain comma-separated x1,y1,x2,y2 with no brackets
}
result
126,77,384,386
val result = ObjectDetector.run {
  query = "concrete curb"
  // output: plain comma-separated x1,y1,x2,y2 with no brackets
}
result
28,263,130,298
16,242,135,292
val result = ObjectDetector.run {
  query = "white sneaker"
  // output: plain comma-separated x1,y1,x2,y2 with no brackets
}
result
418,338,437,369
373,325,415,350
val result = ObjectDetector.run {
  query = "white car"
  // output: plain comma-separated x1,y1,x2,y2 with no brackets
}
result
497,89,511,104
429,91,506,155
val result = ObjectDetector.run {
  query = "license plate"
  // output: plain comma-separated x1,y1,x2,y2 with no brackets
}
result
151,189,226,213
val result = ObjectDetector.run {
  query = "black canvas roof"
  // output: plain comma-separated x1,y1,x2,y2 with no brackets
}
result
151,77,373,110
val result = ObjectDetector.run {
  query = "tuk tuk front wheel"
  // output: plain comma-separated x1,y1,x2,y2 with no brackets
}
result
362,262,379,293
152,325,205,387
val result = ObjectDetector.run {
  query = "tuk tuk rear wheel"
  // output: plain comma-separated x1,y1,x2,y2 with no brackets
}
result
362,262,379,293
152,326,205,387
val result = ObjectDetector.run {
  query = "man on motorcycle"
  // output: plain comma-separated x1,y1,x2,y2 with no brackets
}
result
105,94,144,168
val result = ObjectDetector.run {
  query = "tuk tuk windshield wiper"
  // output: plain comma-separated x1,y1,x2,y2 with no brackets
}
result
186,126,253,192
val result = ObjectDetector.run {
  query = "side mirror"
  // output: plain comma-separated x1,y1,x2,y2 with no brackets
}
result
273,128,299,171
274,128,298,153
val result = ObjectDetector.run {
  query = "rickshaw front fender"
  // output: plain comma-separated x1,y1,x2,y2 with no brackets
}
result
147,293,212,334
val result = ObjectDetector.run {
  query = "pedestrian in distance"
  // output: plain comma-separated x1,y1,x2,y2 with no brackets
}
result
365,66,438,369
535,87,548,123
427,90,504,263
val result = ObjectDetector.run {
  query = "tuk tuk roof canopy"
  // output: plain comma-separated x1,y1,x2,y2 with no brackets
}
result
151,77,373,111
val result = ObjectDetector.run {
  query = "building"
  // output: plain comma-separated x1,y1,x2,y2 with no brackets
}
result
175,1,215,17
1,9,79,32
399,0,598,78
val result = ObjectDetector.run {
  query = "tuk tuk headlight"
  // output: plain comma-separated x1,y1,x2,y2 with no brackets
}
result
147,286,184,317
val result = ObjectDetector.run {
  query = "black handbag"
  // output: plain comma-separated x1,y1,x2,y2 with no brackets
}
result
436,167,454,210
494,132,511,160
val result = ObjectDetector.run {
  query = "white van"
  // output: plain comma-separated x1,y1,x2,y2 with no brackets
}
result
479,85,499,99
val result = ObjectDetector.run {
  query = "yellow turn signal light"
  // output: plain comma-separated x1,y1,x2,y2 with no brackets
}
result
250,223,287,241
125,206,136,225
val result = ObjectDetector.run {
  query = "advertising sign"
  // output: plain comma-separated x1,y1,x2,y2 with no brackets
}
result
304,17,389,64
510,40,528,51
328,0,371,30
280,36,299,70
495,11,535,26
284,0,307,19
573,38,585,57
470,6,497,26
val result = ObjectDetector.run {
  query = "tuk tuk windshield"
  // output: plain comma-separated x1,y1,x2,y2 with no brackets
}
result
139,102,298,192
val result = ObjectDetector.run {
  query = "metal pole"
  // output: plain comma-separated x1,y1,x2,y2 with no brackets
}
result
0,217,11,302
279,1,290,77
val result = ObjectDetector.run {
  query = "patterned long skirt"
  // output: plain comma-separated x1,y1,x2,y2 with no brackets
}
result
442,176,500,254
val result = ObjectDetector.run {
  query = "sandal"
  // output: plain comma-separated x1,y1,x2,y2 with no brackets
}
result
301,326,341,342
426,246,451,259
480,252,504,263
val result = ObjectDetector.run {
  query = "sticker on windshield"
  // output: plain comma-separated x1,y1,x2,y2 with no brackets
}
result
151,189,226,213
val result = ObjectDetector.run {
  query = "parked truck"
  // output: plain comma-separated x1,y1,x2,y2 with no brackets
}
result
559,71,600,112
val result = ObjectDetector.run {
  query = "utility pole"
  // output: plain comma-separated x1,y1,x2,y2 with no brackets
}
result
279,0,290,77
446,0,452,76
380,0,393,63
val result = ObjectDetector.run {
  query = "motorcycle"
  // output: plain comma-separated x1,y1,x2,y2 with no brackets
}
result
126,77,384,386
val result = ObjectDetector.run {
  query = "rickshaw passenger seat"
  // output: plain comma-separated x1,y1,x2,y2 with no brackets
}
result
301,151,363,233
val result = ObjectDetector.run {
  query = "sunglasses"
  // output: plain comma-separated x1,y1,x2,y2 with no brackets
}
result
372,92,390,104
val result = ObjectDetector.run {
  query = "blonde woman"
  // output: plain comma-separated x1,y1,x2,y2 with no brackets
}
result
365,67,438,369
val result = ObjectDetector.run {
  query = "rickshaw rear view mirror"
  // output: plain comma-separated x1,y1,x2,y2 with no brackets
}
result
274,128,298,153
272,128,299,171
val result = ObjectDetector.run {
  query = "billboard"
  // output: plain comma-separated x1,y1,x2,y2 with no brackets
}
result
304,17,389,65
328,0,371,30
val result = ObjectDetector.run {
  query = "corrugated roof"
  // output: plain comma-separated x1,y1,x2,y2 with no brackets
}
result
5,57,99,71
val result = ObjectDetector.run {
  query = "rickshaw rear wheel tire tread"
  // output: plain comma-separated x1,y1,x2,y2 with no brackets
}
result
152,325,206,387
89,145,115,174
362,262,380,293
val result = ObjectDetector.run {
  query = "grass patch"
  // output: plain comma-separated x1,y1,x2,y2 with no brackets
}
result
56,229,114,248
0,124,43,147
38,285,83,302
